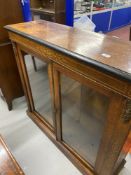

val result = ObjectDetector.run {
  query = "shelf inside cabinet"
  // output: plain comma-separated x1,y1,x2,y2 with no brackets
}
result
31,7,55,15
30,0,65,24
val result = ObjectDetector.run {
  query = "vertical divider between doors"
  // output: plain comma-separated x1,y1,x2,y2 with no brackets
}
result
53,64,62,141
48,63,57,133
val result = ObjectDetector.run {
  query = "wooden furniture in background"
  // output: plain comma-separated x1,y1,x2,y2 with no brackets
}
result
30,0,65,24
0,135,24,174
0,0,24,110
6,20,131,175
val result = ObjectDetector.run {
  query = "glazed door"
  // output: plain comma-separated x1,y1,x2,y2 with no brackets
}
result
24,55,54,127
16,47,55,132
53,63,130,174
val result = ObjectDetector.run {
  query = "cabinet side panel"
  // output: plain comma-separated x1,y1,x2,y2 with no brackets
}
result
0,44,23,102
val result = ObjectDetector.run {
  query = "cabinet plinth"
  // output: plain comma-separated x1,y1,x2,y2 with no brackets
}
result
5,20,131,175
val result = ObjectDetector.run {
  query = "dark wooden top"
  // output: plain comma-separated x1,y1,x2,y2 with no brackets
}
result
5,20,131,82
0,136,24,175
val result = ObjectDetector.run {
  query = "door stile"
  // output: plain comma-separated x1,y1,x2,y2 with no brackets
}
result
95,95,130,175
12,42,33,111
16,46,35,112
53,64,62,141
48,63,57,135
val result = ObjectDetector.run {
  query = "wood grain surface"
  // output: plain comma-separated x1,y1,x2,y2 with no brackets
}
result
6,20,131,175
5,20,131,81
0,136,24,175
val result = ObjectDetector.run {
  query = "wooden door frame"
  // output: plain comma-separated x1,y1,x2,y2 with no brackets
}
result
13,43,55,133
53,63,131,175
12,41,131,175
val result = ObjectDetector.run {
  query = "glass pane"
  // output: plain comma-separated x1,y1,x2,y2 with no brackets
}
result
74,0,113,20
24,55,54,126
61,74,109,166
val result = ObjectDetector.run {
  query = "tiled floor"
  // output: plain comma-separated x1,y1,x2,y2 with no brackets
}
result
0,26,131,175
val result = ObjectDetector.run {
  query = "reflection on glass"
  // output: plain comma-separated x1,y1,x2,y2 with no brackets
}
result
24,55,53,126
61,74,109,166
74,0,131,19
74,0,112,18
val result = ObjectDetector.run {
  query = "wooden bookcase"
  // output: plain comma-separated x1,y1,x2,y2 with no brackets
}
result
30,0,65,24
6,20,131,175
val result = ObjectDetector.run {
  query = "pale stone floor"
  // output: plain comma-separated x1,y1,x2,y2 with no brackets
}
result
0,96,82,175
